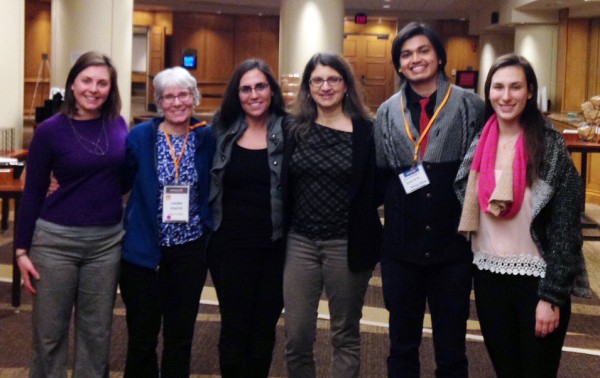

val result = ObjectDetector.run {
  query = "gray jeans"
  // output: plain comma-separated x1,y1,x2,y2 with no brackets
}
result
283,232,372,378
29,219,122,378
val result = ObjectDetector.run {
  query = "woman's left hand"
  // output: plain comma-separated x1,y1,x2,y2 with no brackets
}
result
535,299,560,337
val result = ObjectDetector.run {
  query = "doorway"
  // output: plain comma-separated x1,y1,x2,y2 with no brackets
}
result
343,19,397,112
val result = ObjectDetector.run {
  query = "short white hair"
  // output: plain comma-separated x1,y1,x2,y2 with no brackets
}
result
153,66,201,112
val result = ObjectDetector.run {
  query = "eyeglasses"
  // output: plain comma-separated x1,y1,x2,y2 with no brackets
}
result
309,76,344,88
160,92,192,105
239,82,270,96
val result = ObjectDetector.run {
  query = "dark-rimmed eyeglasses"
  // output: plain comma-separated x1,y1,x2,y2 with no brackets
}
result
239,82,270,95
309,76,343,88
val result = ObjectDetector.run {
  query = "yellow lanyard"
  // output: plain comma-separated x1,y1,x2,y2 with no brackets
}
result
163,128,190,184
400,85,452,165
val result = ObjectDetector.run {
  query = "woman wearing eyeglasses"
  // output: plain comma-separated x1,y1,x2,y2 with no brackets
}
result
282,52,383,378
119,66,216,378
207,59,287,378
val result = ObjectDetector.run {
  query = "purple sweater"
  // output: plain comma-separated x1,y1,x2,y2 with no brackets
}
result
15,113,128,249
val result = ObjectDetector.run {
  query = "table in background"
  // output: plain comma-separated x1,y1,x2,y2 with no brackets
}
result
0,149,27,308
0,149,27,230
565,136,600,241
0,175,25,307
564,137,600,204
0,149,28,161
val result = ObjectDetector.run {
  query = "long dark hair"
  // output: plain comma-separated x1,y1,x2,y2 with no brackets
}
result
484,54,545,185
218,59,285,129
289,52,372,138
61,51,121,119
391,22,447,80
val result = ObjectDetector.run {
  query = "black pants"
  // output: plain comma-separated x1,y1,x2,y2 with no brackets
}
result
119,236,208,378
382,258,473,378
208,239,284,378
474,269,571,378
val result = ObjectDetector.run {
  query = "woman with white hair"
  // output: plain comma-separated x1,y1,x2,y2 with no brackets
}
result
120,66,216,378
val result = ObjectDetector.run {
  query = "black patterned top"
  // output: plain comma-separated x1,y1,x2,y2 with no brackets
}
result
290,123,352,240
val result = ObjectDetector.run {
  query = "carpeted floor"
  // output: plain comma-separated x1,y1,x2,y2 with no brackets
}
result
1,205,600,377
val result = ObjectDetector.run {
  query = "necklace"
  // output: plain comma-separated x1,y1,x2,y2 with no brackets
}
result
499,133,520,151
68,116,109,156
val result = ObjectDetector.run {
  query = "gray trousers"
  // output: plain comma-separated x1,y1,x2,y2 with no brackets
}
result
283,232,372,378
29,219,122,378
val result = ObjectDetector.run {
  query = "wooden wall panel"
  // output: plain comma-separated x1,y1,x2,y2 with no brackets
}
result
234,16,280,77
134,11,173,36
562,18,590,111
133,11,154,26
235,17,262,66
259,17,280,77
589,19,600,99
445,36,479,85
557,18,590,112
205,30,237,81
24,0,51,117
170,13,279,112
555,9,569,112
581,20,600,205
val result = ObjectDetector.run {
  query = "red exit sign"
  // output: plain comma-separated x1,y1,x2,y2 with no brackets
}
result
354,13,367,24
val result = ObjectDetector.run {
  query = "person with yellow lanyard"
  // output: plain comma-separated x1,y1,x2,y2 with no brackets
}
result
374,22,485,377
120,66,216,378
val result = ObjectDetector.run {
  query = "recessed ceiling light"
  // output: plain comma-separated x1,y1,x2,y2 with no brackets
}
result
383,4,391,8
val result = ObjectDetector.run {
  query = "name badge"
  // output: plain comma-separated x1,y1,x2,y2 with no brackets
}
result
398,164,430,194
162,185,190,223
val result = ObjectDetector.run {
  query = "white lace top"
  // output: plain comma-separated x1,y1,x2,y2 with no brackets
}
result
472,170,547,278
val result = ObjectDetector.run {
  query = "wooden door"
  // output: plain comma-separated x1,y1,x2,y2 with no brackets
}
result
147,26,165,112
344,34,394,112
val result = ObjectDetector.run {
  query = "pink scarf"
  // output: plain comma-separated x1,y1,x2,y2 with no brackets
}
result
471,114,528,218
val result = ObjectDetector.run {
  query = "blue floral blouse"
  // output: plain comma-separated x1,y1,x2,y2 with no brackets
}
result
156,131,203,246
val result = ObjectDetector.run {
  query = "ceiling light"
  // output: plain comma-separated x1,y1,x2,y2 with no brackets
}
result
383,4,391,8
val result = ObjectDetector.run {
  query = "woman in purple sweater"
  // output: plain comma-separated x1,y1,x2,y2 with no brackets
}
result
15,52,128,378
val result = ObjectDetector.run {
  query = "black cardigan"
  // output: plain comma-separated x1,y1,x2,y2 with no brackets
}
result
282,117,383,272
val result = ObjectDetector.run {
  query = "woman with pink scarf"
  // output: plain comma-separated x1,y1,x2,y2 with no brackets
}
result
455,54,590,377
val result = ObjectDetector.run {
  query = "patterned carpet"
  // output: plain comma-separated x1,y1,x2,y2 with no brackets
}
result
1,209,600,377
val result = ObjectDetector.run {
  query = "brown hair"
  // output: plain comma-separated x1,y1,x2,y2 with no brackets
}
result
484,54,545,184
289,52,372,138
61,51,121,119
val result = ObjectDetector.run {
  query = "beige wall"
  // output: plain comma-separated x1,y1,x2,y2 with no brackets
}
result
51,0,133,121
478,33,514,98
515,24,558,111
279,0,344,76
1,0,25,148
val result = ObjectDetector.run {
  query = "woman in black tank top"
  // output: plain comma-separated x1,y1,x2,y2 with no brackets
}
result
207,59,287,378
